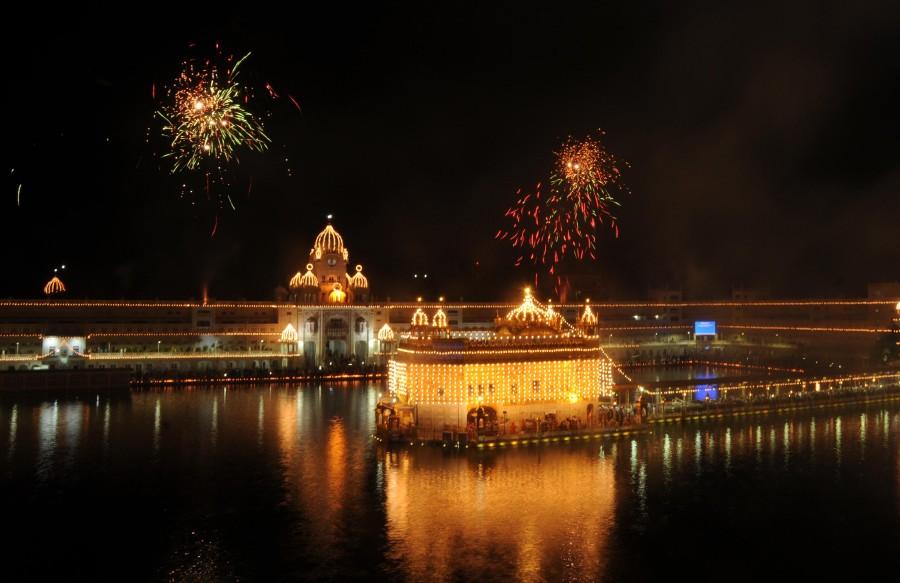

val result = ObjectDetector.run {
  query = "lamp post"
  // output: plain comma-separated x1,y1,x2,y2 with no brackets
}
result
16,342,19,356
157,340,161,354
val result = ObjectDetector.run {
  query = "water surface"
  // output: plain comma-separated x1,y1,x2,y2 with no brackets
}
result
1,383,898,581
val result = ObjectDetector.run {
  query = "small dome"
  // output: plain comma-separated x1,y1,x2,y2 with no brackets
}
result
313,223,346,255
505,288,553,324
44,276,65,295
580,302,598,326
290,264,318,288
347,264,369,289
377,324,396,342
411,308,429,327
280,323,299,343
432,308,448,328
328,283,347,303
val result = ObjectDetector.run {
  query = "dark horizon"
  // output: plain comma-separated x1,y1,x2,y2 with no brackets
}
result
3,2,899,302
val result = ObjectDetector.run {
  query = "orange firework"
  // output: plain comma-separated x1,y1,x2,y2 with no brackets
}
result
497,130,628,290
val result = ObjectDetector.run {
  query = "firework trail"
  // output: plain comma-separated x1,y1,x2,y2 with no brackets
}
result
497,130,628,291
157,51,270,172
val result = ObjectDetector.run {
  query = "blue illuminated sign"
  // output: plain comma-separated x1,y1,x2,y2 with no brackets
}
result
694,321,717,335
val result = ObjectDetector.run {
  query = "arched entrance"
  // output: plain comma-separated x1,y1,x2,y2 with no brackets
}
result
466,406,498,432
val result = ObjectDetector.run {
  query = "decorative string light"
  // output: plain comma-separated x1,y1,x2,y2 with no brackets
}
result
279,323,298,343
43,277,66,295
411,308,429,327
312,223,346,256
377,324,396,342
432,308,448,328
1,299,896,310
290,264,318,288
328,283,347,303
347,265,369,289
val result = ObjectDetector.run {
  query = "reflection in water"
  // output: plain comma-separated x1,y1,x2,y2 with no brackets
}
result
37,401,58,479
1,385,899,581
7,404,16,461
211,396,218,447
835,416,842,467
724,427,732,473
382,445,616,582
153,398,161,454
662,433,672,484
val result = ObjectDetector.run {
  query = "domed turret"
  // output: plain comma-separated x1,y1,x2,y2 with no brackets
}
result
44,276,66,296
294,217,372,304
280,323,299,343
377,323,396,342
347,264,369,289
498,288,564,334
411,308,429,327
432,308,448,329
313,223,346,256
578,300,599,334
290,264,319,289
328,283,347,303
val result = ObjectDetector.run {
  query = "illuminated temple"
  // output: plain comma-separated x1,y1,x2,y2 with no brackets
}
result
378,289,615,440
0,217,896,376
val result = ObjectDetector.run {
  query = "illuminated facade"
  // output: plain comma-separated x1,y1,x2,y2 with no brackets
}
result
381,289,615,437
0,221,896,374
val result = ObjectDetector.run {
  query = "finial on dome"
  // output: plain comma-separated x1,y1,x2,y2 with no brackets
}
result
327,213,333,222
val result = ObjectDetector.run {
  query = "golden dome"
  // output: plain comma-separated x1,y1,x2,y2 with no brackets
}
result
432,308,448,328
313,223,346,256
280,323,299,343
328,283,347,303
411,308,429,327
347,264,369,289
377,323,396,342
580,302,598,326
505,288,553,324
44,276,65,295
290,264,319,288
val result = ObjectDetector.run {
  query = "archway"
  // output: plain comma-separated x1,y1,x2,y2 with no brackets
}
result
466,406,498,431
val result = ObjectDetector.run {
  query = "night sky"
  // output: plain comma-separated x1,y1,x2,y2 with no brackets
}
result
3,2,899,302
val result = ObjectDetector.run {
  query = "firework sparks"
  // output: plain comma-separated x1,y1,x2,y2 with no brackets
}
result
157,51,270,173
497,130,628,289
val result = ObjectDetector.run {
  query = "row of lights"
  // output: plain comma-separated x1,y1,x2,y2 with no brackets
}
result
2,299,896,309
389,358,613,406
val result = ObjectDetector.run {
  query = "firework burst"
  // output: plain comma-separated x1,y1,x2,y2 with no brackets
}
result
497,130,628,290
157,52,270,172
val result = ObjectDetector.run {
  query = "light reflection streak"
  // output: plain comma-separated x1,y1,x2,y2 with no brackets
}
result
662,433,672,484
384,448,615,582
37,401,59,479
153,398,161,454
8,405,17,461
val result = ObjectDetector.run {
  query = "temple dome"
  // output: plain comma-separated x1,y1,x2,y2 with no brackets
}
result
290,264,319,288
411,308,429,327
44,276,66,295
313,223,346,255
280,323,299,343
347,264,369,289
377,324,396,341
505,288,553,325
328,283,347,303
432,308,448,328
580,302,598,326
